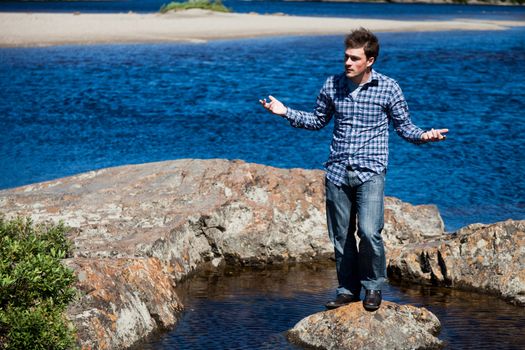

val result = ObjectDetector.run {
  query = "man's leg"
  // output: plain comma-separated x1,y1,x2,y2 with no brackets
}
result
355,172,386,310
325,178,361,309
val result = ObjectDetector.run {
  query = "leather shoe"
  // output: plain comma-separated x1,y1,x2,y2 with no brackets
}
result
325,294,360,310
363,289,382,311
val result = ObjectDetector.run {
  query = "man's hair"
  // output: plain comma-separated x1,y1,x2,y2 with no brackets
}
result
344,28,380,61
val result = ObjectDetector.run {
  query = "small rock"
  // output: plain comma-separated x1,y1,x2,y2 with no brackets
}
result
287,301,442,350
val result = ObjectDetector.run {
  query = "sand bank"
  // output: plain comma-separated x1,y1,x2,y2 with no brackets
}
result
1,10,524,47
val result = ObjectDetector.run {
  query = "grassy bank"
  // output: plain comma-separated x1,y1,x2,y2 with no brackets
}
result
160,0,230,13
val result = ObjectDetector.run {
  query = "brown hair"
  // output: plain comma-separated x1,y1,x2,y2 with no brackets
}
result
344,28,380,62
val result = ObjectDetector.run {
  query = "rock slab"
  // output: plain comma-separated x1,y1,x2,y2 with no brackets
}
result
388,220,525,306
288,301,442,350
0,158,445,349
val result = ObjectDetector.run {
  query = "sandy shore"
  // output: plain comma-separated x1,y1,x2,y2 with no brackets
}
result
1,9,524,47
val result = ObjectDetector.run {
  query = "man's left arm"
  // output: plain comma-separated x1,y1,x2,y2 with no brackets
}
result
389,82,448,144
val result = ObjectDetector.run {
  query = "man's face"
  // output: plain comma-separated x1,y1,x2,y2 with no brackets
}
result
344,47,375,80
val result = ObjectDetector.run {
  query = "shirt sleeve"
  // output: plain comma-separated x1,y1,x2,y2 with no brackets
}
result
388,81,425,144
284,79,334,131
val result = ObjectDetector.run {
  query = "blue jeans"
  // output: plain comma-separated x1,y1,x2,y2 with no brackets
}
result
325,170,386,297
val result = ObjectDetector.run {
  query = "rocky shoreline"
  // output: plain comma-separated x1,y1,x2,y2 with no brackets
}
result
0,159,523,349
321,0,523,6
288,301,443,350
387,220,525,306
11,0,524,5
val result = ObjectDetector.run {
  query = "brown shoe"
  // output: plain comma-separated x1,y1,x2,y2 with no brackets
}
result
363,289,382,311
325,294,360,310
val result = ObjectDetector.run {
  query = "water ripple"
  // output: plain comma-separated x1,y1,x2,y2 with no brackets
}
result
136,264,525,350
1,31,524,232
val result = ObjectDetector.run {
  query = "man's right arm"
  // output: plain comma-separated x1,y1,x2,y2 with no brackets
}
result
259,84,334,131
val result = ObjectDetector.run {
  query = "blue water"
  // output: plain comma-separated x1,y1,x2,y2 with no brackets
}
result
1,0,524,21
1,29,525,231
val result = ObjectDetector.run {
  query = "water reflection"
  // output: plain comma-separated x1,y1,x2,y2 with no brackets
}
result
389,282,525,349
141,263,525,349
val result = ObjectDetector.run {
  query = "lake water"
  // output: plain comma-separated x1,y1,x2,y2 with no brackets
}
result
1,29,524,231
136,264,525,349
1,2,524,349
1,0,524,21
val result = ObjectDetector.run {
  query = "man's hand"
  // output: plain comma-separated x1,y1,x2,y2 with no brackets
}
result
421,128,448,142
259,95,287,117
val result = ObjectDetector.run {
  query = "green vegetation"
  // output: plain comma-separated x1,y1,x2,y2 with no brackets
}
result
0,217,78,350
160,0,231,13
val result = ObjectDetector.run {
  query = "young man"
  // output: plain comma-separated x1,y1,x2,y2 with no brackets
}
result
260,28,447,311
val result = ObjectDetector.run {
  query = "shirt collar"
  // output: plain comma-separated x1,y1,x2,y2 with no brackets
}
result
340,69,378,94
362,70,379,89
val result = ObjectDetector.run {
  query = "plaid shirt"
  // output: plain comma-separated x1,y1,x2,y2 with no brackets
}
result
285,70,425,186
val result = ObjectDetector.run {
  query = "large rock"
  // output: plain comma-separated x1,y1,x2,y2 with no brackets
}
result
65,257,182,350
383,197,444,247
388,220,525,306
287,301,442,350
0,159,332,270
0,159,445,349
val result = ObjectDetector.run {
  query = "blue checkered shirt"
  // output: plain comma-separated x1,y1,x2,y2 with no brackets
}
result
285,70,425,186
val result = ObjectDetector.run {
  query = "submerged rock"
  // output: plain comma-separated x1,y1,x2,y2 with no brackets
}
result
0,159,444,349
388,220,525,306
288,301,442,350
